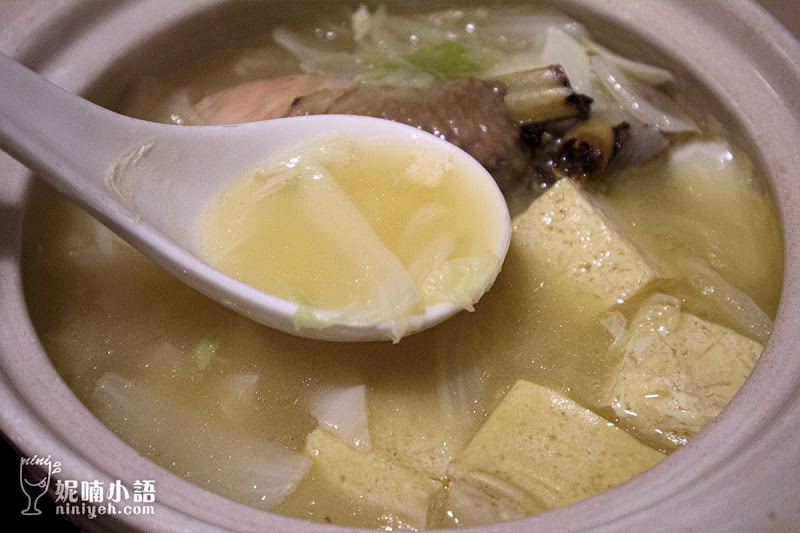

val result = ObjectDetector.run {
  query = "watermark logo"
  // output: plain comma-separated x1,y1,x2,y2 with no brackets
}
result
53,478,156,520
19,455,156,519
19,454,61,516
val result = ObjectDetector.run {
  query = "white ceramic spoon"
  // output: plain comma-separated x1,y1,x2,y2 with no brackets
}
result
0,53,511,342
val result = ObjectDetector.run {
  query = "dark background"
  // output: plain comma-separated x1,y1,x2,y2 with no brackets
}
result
1,437,78,531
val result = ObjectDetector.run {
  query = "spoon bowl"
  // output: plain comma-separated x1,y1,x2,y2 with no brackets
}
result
0,53,511,342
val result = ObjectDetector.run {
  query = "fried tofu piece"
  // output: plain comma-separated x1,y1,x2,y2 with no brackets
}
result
512,178,664,309
305,428,443,528
368,388,476,481
433,380,664,527
605,303,763,451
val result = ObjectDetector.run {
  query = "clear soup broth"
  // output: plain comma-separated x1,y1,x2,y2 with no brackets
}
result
23,3,783,530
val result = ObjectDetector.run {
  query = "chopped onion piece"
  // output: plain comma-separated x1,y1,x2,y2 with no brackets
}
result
612,124,670,169
435,337,486,419
386,13,449,44
482,50,544,78
310,385,371,450
352,4,372,42
365,9,415,62
92,374,310,510
215,372,259,420
669,140,738,181
591,56,698,133
275,159,420,336
583,41,675,86
683,260,773,345
476,9,582,51
539,27,593,96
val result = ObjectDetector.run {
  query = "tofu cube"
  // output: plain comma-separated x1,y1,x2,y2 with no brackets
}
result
433,380,664,527
512,178,664,309
368,387,476,481
305,428,443,528
605,307,763,451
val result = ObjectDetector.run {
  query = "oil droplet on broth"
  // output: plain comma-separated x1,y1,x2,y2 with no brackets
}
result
199,136,506,339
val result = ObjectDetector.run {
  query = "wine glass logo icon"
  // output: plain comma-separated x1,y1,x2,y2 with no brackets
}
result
19,455,61,516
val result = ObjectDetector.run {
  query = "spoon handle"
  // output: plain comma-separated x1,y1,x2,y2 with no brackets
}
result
0,53,146,210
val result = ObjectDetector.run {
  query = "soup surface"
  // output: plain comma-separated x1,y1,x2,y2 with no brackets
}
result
201,135,506,339
23,3,783,530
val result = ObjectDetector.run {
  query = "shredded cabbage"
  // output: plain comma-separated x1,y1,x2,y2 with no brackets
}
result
272,28,365,77
604,295,684,358
269,4,699,136
601,311,628,349
422,252,501,312
405,41,479,78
